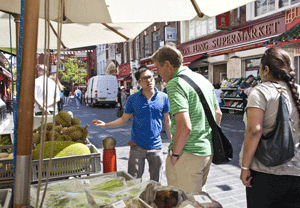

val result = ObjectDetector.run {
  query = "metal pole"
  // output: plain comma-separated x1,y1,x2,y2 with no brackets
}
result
12,14,20,59
14,0,40,207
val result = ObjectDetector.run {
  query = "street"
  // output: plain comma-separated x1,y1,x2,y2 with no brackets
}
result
64,97,247,208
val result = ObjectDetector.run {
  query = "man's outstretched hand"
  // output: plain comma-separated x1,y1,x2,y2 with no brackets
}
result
92,119,105,128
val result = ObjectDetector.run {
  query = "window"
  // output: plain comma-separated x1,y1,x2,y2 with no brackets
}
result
124,43,127,63
189,20,195,40
152,30,160,53
188,17,217,41
294,56,300,84
292,0,300,4
136,37,140,60
130,42,133,61
254,0,300,17
144,35,150,57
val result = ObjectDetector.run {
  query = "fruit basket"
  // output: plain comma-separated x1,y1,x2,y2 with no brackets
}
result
0,143,101,182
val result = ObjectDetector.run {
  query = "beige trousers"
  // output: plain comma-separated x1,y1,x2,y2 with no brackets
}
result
165,152,213,193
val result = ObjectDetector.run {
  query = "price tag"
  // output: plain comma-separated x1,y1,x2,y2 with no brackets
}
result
112,200,126,208
193,195,212,204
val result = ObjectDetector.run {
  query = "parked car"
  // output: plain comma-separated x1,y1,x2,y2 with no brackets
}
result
85,75,118,107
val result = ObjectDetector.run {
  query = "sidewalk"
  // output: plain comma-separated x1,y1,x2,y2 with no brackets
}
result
1,112,247,208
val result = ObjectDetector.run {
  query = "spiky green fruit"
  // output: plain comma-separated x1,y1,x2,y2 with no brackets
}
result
55,111,72,127
71,117,80,126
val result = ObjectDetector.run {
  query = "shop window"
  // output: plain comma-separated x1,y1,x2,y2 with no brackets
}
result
124,42,127,63
144,35,150,57
294,56,300,84
136,37,140,60
254,0,300,18
152,30,161,54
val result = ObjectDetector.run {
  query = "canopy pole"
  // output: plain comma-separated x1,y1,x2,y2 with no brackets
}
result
12,14,20,58
102,23,130,41
190,0,204,18
14,0,40,207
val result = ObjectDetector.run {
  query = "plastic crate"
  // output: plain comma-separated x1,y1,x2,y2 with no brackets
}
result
31,143,101,181
0,143,101,182
0,188,12,208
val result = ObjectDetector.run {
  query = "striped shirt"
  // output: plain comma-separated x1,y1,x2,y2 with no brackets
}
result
167,66,218,156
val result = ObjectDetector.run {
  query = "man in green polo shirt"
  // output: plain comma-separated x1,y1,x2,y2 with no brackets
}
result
152,45,222,193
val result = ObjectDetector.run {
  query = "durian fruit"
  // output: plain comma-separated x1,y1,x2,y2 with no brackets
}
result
32,133,40,145
46,131,60,141
65,125,88,141
55,111,72,127
56,135,72,141
54,126,64,135
71,117,80,126
80,126,89,141
46,122,54,131
32,141,91,160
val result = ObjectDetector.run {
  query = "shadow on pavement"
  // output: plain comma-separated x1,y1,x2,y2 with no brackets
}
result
67,102,246,168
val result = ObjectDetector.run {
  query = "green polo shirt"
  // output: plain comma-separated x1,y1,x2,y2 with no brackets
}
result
168,66,218,156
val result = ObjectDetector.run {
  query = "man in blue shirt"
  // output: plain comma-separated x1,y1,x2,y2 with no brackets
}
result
92,66,172,182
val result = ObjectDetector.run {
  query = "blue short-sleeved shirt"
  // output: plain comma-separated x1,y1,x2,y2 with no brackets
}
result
124,88,170,149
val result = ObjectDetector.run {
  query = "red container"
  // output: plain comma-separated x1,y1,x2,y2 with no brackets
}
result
103,149,117,173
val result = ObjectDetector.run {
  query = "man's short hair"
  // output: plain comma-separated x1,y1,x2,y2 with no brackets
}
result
152,45,183,69
134,66,153,81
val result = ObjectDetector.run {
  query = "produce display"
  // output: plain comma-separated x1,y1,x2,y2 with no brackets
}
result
30,174,147,207
32,111,89,146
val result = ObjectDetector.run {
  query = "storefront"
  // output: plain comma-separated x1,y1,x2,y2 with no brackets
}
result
177,13,286,84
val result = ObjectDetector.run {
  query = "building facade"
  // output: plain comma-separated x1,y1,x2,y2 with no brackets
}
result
178,0,300,85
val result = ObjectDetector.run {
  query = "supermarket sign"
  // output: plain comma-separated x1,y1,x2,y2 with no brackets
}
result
178,17,285,57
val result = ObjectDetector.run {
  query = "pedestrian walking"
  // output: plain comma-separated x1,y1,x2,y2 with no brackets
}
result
64,87,70,106
74,87,82,109
92,66,172,182
152,44,222,193
240,48,300,208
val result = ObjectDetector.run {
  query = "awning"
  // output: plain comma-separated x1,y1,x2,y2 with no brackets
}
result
265,21,300,47
117,74,131,81
183,53,207,66
0,66,12,79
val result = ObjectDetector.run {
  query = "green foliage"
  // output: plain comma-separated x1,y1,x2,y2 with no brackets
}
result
59,56,87,85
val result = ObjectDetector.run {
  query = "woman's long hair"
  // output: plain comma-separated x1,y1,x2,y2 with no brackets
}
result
261,47,300,121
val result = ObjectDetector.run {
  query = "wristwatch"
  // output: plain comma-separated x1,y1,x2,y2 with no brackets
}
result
170,149,180,157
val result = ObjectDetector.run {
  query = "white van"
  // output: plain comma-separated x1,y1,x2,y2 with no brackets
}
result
85,75,118,107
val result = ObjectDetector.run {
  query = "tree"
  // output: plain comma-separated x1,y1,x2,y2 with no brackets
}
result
59,56,87,85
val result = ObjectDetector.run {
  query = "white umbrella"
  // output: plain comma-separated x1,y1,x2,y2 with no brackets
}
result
0,0,256,23
0,12,152,49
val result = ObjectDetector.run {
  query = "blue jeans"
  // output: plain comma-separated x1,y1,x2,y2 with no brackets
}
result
128,145,163,182
75,98,81,108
